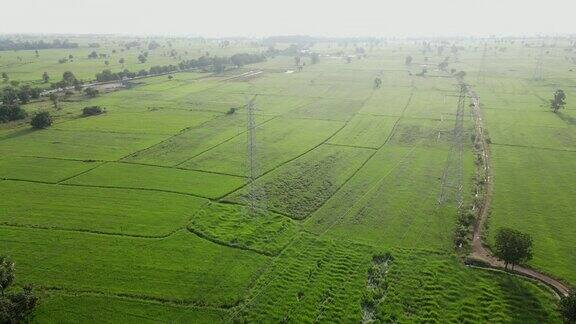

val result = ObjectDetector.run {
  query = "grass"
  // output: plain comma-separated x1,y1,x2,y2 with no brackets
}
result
0,226,268,306
328,114,398,148
1,38,571,322
122,113,274,167
64,162,245,199
0,129,166,160
379,249,561,323
0,180,207,236
488,145,576,284
33,293,226,323
187,202,300,255
181,117,344,177
0,156,101,183
53,109,219,135
226,144,375,219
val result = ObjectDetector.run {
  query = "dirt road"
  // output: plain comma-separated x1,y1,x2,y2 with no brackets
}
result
466,87,571,297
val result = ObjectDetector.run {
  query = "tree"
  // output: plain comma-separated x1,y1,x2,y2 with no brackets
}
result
83,87,99,98
62,71,77,86
30,111,52,129
405,55,413,65
346,56,352,64
1,72,8,83
49,93,59,109
138,54,147,63
493,227,533,269
88,50,98,59
374,77,382,89
119,58,125,65
560,290,576,324
311,53,320,64
82,106,105,116
551,89,566,113
104,60,109,66
294,56,301,67
42,72,50,83
0,256,38,323
0,103,26,123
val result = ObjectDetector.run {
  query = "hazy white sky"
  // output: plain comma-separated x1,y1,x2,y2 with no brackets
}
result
1,0,575,37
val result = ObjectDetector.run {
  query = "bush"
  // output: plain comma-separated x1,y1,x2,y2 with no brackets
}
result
226,107,237,115
0,256,38,323
82,106,105,116
0,104,26,123
30,112,52,129
83,87,99,98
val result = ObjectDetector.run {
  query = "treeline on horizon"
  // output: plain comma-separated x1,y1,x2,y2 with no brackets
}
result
0,39,79,51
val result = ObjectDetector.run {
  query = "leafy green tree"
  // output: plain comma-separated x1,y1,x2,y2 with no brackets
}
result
493,227,533,269
294,56,301,66
83,87,99,98
0,103,26,123
560,290,576,324
138,54,147,63
30,111,53,129
0,256,37,324
374,77,382,89
42,72,50,83
88,50,98,59
551,89,567,113
1,72,8,83
62,71,77,86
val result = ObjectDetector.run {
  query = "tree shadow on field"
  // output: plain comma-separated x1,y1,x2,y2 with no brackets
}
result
556,111,576,126
496,274,555,323
0,127,35,141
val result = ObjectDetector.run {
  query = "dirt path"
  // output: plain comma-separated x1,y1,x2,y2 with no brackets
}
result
466,86,571,297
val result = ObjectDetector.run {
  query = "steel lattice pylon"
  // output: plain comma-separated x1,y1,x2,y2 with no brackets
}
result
244,95,267,217
532,44,545,81
439,84,466,207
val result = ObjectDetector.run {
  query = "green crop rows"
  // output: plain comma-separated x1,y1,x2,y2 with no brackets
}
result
1,37,572,322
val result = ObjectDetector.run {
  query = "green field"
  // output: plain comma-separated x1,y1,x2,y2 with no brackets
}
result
1,36,572,322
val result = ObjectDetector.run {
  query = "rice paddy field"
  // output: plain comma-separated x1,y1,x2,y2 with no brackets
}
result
1,36,573,322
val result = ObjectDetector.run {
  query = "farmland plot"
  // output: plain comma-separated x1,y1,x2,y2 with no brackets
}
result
0,226,268,306
65,162,245,199
181,117,343,176
225,144,374,219
123,113,274,167
188,202,300,255
0,181,206,236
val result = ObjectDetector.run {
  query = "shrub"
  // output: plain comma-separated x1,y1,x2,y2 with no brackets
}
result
0,104,26,123
30,112,52,129
83,87,99,98
82,106,105,116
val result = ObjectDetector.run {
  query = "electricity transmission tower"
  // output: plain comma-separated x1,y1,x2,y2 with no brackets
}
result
439,84,466,207
244,96,267,217
477,43,487,85
532,44,545,81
